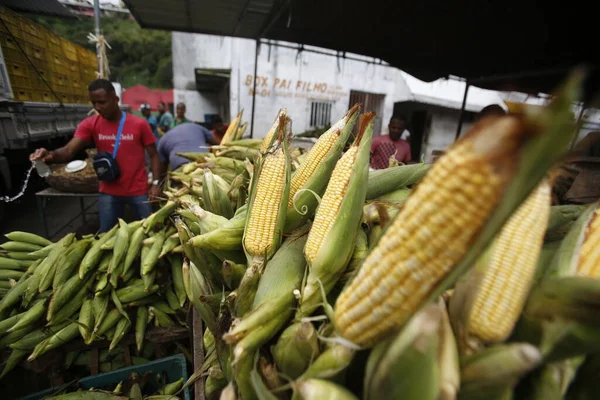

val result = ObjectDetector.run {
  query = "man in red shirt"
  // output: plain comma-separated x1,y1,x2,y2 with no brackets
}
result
30,79,162,232
370,115,412,169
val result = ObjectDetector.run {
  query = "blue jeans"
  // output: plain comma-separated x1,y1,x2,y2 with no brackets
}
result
98,193,153,232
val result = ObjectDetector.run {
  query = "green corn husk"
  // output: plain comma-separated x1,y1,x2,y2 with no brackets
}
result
458,343,542,400
544,202,598,278
545,204,587,242
53,239,92,289
222,260,246,290
183,258,217,334
365,163,431,200
178,200,229,234
0,241,42,253
135,306,148,353
10,321,71,350
293,379,358,400
28,322,80,361
8,298,45,332
176,152,211,162
376,187,412,204
298,344,355,381
0,349,29,378
242,114,292,269
48,275,95,326
92,294,110,333
143,201,178,233
364,300,458,400
203,168,234,218
188,209,246,251
80,228,116,279
226,138,263,149
0,273,31,315
142,230,165,275
27,243,56,259
272,321,320,379
516,356,584,400
297,112,374,319
175,218,222,288
337,228,368,290
5,231,53,247
284,104,360,233
122,227,145,278
563,353,600,399
38,233,76,292
109,317,132,351
514,276,600,362
168,255,186,307
206,368,229,400
227,233,307,336
108,219,130,279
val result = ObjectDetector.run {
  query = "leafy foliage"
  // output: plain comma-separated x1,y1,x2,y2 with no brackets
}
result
32,14,172,89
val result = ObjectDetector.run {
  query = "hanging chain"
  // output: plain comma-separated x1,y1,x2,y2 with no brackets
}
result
0,162,35,203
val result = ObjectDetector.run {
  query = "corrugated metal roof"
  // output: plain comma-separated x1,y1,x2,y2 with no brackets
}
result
0,0,76,18
124,0,278,38
122,0,600,101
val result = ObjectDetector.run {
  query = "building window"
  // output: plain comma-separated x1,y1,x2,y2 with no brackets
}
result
310,101,333,128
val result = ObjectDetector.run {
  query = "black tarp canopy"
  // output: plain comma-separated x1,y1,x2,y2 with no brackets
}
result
123,0,600,101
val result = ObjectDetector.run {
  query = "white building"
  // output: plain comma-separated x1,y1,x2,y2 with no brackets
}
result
172,33,600,162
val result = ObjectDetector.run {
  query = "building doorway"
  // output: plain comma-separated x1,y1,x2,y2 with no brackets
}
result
348,90,385,135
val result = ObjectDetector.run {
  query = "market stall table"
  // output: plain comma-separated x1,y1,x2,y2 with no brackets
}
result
35,188,98,239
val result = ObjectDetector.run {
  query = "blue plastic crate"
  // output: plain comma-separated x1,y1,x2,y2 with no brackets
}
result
19,354,190,400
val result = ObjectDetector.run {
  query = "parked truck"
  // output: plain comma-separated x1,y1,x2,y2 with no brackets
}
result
0,6,99,220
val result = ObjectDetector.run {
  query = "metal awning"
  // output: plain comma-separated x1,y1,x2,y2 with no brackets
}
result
123,0,600,100
0,0,76,18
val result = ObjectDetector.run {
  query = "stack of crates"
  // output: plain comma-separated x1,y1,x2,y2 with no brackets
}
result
0,6,98,103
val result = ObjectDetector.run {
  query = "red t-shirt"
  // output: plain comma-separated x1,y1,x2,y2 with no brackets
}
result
75,114,156,196
370,135,412,169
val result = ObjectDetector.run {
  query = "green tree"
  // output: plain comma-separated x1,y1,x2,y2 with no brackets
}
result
33,14,172,89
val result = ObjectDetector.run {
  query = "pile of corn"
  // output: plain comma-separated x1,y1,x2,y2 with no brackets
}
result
2,71,600,400
0,209,191,385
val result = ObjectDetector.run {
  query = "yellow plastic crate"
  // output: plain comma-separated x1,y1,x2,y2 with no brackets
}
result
8,74,36,89
5,60,31,77
47,33,62,54
60,38,78,62
0,18,22,40
12,86,34,101
1,45,28,65
50,71,69,91
46,52,68,72
77,46,97,67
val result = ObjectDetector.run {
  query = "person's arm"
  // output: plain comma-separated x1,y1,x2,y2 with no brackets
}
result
203,127,220,146
147,144,162,202
30,137,89,163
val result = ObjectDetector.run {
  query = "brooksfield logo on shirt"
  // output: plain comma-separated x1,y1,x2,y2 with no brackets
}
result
98,133,135,141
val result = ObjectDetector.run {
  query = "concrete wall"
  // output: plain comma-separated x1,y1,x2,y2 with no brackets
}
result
172,33,413,138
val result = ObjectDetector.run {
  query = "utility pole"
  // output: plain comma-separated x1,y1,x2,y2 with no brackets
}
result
94,0,103,77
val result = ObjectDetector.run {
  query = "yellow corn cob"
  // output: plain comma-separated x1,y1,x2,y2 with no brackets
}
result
244,146,287,257
334,116,530,347
304,146,358,263
467,179,551,343
576,207,600,277
221,110,243,145
288,129,340,208
260,108,287,153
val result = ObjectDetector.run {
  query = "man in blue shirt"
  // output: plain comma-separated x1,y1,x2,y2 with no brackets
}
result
158,101,174,134
140,104,159,139
157,122,220,171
